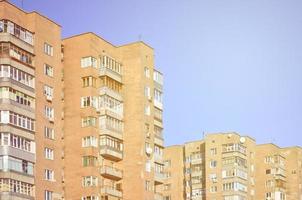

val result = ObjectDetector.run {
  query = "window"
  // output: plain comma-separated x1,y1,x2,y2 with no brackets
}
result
164,160,171,168
44,64,53,77
98,95,123,115
144,67,150,78
44,43,53,56
210,160,217,168
0,110,35,131
144,86,151,99
265,180,274,188
45,169,54,181
82,176,97,187
82,156,97,167
0,43,34,66
153,70,163,85
145,180,152,191
0,65,35,88
0,178,34,196
209,173,217,182
154,89,163,104
0,20,33,45
45,148,54,160
82,196,99,200
45,190,52,200
81,57,97,68
81,96,97,108
145,105,150,116
266,169,271,174
82,76,96,87
45,106,54,120
0,87,35,109
101,55,122,74
0,156,33,175
210,186,217,193
100,136,123,151
164,184,171,191
99,116,123,133
82,136,97,147
210,148,217,155
145,160,151,172
0,133,32,152
44,85,53,100
81,117,96,127
44,127,54,139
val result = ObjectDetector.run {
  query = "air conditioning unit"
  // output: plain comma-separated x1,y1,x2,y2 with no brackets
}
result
146,147,153,155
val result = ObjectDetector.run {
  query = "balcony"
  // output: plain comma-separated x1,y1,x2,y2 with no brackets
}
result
100,166,123,180
154,99,163,110
100,185,122,198
154,134,164,147
99,124,123,140
99,87,122,102
99,66,122,83
154,172,164,185
0,32,34,54
191,158,203,165
154,153,163,164
100,145,123,161
97,106,123,120
155,193,163,200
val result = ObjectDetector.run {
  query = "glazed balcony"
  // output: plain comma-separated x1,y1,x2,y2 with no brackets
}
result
99,87,122,102
154,172,164,185
154,134,164,147
154,153,164,164
100,185,123,198
100,165,123,181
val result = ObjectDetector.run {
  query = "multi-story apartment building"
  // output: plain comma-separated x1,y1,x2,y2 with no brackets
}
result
164,133,302,200
163,145,185,200
256,144,302,200
62,33,164,200
164,133,256,200
0,1,63,200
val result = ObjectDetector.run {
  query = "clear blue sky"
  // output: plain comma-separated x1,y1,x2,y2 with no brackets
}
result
11,0,302,147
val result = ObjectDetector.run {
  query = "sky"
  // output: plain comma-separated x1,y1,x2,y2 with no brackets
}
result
10,0,302,147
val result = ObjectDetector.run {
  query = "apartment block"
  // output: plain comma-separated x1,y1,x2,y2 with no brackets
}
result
62,33,164,200
0,1,63,200
255,144,302,200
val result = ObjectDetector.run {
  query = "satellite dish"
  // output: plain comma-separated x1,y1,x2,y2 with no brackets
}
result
240,137,246,143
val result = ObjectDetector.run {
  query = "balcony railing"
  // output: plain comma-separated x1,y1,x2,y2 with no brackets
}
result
100,166,123,180
99,66,122,83
100,185,122,198
100,145,123,161
154,172,164,184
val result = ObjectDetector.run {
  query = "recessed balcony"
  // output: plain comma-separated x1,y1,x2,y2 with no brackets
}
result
100,185,123,198
100,145,123,161
100,166,123,181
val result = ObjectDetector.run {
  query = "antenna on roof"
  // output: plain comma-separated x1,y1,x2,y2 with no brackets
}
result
138,34,142,41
